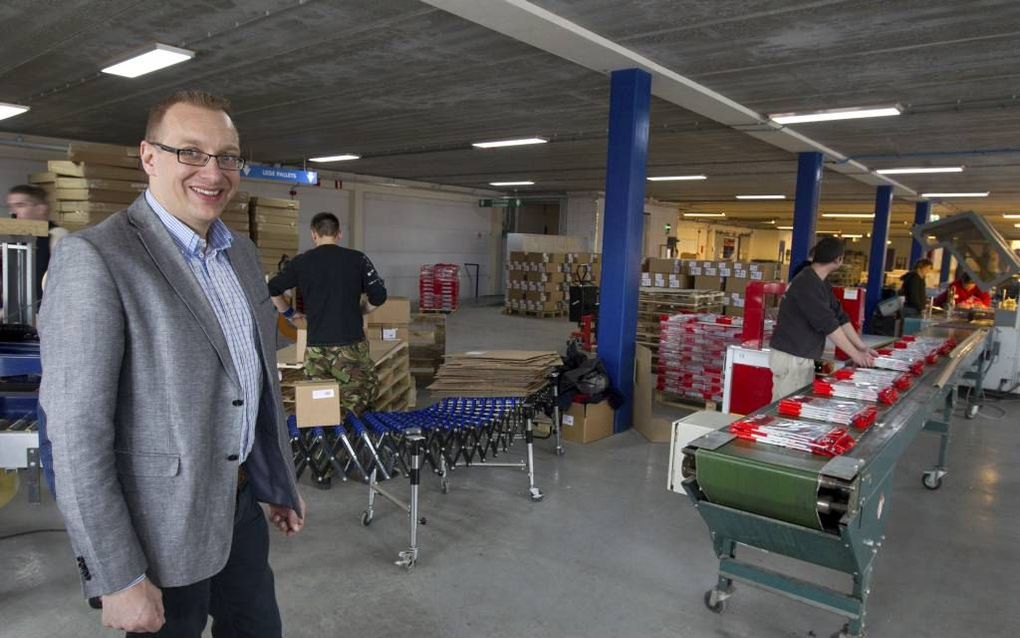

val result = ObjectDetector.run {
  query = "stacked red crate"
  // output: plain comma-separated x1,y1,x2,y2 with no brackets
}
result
656,313,743,402
419,263,460,311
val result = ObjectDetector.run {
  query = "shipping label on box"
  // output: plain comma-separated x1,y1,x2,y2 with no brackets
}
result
704,267,719,276
690,266,703,276
641,273,652,286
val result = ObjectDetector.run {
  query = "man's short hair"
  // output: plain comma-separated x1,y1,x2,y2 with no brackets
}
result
812,236,845,264
915,258,933,270
8,184,49,206
146,90,233,140
311,212,340,237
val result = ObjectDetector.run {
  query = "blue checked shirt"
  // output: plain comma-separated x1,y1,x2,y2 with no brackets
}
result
146,190,263,462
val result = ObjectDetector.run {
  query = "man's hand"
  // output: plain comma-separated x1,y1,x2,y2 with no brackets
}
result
290,311,305,322
866,347,880,358
851,349,875,368
101,577,164,633
268,495,306,537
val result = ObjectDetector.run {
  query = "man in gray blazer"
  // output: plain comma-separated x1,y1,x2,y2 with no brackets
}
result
39,90,306,637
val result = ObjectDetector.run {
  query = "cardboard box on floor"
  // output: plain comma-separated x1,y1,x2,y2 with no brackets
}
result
562,401,614,443
633,345,672,442
294,380,342,427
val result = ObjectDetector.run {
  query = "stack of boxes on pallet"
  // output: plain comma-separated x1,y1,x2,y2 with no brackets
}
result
30,143,147,232
219,191,252,237
657,314,745,404
505,251,601,316
364,297,415,411
653,258,784,317
249,196,299,276
408,313,447,386
829,251,865,287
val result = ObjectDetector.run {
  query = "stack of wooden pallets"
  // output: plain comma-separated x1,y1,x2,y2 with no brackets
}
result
249,196,299,276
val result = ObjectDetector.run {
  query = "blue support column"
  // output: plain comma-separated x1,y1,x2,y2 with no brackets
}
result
940,248,952,285
909,200,931,266
864,185,894,330
596,68,651,433
790,152,824,279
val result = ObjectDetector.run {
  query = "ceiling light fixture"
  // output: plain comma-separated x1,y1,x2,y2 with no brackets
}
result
735,194,785,200
777,225,793,230
769,104,902,125
683,212,725,218
472,137,547,149
309,154,360,162
921,192,989,198
489,180,534,186
842,234,864,239
101,43,195,78
0,102,29,121
1003,214,1020,219
875,166,964,175
822,213,875,219
647,175,707,181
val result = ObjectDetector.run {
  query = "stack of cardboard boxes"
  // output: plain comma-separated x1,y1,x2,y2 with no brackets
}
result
721,261,781,317
364,297,415,411
505,251,601,317
249,196,299,276
219,191,252,237
409,313,447,386
29,143,147,232
829,251,865,287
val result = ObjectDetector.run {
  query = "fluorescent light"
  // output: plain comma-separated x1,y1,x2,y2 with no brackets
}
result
735,194,785,200
472,137,547,149
822,213,875,219
489,180,534,186
841,234,864,239
777,226,793,230
876,166,964,175
769,104,902,125
648,175,707,181
683,212,725,218
0,102,30,121
309,154,360,162
921,192,989,198
101,43,195,78
1003,214,1020,219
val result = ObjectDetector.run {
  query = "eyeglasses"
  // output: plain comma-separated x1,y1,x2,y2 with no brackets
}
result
147,141,245,171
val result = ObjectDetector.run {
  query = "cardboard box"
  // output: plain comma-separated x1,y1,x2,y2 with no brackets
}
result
365,297,411,325
633,345,671,443
693,275,724,291
294,380,342,427
562,401,614,443
368,324,409,342
646,258,684,274
749,262,779,280
725,277,748,295
276,317,307,365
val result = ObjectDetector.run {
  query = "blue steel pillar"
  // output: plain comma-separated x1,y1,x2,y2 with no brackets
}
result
940,248,952,285
790,152,824,279
909,200,931,266
865,185,894,330
596,68,651,433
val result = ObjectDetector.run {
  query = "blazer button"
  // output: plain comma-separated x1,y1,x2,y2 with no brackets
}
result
232,399,244,406
226,454,239,461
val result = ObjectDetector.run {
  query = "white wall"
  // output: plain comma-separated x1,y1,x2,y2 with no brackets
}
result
363,190,497,300
561,193,603,251
0,157,47,194
644,201,679,258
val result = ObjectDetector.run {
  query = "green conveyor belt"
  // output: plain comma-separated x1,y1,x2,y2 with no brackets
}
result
696,448,822,530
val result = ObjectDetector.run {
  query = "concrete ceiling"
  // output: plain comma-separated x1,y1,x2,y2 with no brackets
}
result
1,0,1018,238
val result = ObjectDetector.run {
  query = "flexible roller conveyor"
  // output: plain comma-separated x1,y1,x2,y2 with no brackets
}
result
675,324,989,638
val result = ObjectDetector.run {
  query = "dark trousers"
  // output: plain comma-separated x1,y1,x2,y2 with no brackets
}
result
127,483,282,638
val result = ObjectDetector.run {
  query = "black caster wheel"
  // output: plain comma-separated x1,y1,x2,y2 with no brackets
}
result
922,471,942,490
704,589,727,614
361,510,373,526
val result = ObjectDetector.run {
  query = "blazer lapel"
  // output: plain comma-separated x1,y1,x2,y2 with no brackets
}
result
126,196,241,389
226,241,276,358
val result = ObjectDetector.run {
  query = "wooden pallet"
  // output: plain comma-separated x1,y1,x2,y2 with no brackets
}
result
419,307,456,314
655,390,719,412
504,308,568,319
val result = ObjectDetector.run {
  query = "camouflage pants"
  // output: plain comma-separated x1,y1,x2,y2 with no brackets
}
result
304,340,377,415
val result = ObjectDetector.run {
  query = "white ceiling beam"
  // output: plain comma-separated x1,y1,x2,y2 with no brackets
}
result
421,0,916,197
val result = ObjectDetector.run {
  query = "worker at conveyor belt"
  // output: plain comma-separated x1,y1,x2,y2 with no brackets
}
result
934,271,991,309
769,237,877,401
899,258,933,317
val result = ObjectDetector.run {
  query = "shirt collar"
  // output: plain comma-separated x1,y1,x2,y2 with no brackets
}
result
145,189,234,258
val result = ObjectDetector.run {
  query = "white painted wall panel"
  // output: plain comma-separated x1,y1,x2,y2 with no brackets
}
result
363,192,495,300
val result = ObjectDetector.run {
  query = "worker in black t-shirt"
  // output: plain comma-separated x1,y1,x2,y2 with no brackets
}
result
899,258,933,317
268,212,387,415
769,237,875,401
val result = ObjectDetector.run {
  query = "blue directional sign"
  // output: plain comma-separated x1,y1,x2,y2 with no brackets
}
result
241,163,318,185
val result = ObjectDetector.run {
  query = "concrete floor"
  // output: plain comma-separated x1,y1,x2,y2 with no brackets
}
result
3,302,1019,637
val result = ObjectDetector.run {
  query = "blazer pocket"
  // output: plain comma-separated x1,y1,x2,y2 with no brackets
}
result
115,450,181,477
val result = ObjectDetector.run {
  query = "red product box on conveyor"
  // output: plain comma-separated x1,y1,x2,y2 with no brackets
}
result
729,414,856,457
834,367,912,390
778,395,878,430
813,377,899,405
872,350,926,376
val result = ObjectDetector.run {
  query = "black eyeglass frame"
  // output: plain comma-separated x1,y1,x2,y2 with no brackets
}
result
147,141,246,171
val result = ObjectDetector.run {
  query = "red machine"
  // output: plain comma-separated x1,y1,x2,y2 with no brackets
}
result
724,281,786,415
831,286,866,360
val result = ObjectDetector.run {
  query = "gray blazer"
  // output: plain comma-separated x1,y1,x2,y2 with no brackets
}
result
39,196,300,598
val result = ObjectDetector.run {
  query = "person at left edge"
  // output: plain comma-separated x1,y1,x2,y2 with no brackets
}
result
6,183,69,299
39,90,305,637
